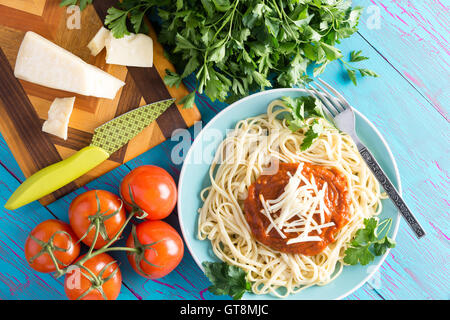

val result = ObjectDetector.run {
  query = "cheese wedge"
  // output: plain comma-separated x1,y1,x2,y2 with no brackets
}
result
42,97,75,140
14,31,125,99
105,33,153,67
87,27,110,56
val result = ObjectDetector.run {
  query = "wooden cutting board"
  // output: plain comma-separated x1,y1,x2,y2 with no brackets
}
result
0,0,201,206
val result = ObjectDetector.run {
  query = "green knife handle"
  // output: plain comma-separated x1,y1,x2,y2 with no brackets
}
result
4,146,109,210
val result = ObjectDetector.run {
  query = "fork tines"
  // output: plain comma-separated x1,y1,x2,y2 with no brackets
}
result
307,79,352,117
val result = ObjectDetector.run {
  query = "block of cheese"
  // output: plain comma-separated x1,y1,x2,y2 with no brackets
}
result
87,27,110,56
42,97,75,140
14,31,125,99
105,33,153,68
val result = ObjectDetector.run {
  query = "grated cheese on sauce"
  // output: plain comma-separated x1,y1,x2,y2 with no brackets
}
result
259,162,335,244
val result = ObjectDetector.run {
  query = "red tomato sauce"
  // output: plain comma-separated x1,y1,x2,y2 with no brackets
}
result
244,162,351,256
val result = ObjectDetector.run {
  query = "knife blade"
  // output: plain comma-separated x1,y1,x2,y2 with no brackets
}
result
5,98,174,210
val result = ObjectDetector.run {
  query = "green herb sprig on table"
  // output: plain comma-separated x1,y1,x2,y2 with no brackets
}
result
61,0,379,108
344,217,396,266
203,261,252,300
342,50,380,85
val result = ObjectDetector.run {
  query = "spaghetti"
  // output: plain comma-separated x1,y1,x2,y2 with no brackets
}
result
198,99,384,298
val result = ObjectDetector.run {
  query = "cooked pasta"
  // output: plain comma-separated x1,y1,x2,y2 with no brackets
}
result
198,99,384,298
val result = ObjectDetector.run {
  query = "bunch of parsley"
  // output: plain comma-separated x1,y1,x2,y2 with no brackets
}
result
61,0,378,109
157,0,377,107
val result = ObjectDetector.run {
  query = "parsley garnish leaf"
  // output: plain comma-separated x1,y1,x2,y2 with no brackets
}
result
344,245,375,266
301,120,322,151
129,9,146,34
373,236,396,256
203,262,252,300
344,218,396,266
359,68,380,78
281,96,326,150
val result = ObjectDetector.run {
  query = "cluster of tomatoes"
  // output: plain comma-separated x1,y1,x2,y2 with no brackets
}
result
24,165,184,300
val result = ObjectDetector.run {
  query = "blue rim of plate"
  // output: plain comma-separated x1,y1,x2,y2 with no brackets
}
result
177,88,401,300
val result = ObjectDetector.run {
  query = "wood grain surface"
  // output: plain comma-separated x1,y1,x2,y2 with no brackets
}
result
0,0,448,300
0,0,201,205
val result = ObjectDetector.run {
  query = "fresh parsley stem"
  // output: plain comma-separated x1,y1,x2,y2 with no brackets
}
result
340,58,356,70
270,0,283,19
376,217,392,237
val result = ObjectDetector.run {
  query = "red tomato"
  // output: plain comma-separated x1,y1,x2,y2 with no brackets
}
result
69,190,126,249
126,220,184,279
120,165,177,220
64,253,122,300
24,219,80,273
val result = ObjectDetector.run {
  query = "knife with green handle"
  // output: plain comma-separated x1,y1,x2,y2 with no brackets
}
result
5,98,174,210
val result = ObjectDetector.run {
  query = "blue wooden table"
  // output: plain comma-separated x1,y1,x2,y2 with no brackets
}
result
0,0,448,300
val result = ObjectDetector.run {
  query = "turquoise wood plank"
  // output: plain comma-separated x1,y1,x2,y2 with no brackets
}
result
124,90,389,300
122,134,383,300
0,130,220,300
0,163,136,300
0,135,138,300
0,164,66,299
107,238,226,300
123,141,226,300
46,158,222,300
0,134,26,182
0,0,448,301
355,0,449,119
315,37,449,299
125,28,449,300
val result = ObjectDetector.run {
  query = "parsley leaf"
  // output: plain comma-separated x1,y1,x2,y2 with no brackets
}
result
177,91,196,109
342,51,379,85
301,119,322,151
281,96,326,150
344,245,375,266
129,9,147,34
359,68,380,78
373,236,396,256
105,7,130,38
60,0,92,11
320,42,343,61
354,217,378,243
203,261,251,300
344,218,396,266
350,50,370,62
163,69,183,88
347,68,358,86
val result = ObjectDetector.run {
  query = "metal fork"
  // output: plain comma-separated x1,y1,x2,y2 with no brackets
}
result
307,79,426,239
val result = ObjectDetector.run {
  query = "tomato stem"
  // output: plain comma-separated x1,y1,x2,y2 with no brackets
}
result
69,211,136,268
102,247,139,254
125,184,149,219
87,219,101,257
29,231,73,278
46,246,64,277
